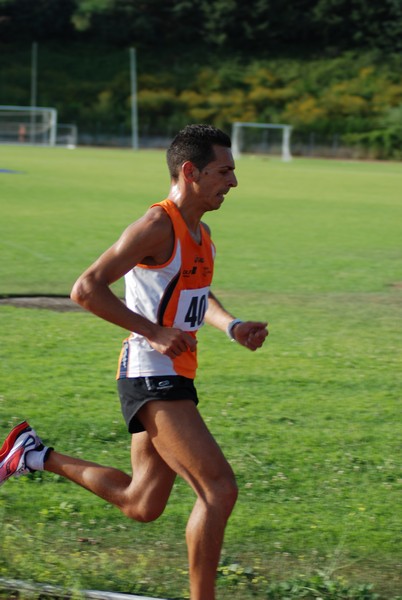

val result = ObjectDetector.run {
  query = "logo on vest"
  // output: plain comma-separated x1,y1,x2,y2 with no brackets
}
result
183,266,197,277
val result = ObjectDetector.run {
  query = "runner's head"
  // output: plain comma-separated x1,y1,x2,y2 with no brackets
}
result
167,124,231,181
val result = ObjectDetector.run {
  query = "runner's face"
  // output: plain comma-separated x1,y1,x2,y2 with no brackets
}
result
197,145,237,210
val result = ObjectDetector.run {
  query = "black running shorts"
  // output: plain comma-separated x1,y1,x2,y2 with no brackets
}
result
117,376,199,434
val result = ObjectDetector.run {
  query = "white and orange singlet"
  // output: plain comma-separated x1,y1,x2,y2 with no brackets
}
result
117,199,215,380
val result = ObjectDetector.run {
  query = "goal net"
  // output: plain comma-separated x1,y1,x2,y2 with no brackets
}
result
0,105,57,146
232,122,292,161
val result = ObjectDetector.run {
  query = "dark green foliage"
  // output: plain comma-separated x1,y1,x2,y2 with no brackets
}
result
1,0,402,53
0,0,76,41
1,0,402,157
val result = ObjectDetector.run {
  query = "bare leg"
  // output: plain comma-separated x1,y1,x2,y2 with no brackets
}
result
45,432,176,522
44,399,237,599
138,400,238,600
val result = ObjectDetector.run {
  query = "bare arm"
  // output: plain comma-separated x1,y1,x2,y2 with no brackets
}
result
205,290,268,351
71,207,196,357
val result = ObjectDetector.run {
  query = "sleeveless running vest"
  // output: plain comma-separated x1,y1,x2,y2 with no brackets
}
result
116,199,215,379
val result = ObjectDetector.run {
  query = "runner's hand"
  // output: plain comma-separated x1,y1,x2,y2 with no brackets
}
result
146,326,197,358
232,321,268,351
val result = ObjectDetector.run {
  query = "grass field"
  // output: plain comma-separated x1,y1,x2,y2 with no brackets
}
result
0,146,401,599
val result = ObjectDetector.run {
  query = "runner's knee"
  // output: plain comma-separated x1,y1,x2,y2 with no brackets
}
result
206,473,238,519
122,501,166,523
221,475,238,516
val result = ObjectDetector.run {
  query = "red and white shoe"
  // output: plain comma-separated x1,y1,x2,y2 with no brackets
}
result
0,421,40,485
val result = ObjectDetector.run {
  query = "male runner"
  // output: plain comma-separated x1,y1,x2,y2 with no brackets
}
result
0,124,268,600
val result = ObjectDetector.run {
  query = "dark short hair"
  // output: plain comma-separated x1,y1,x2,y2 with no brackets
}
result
166,124,231,180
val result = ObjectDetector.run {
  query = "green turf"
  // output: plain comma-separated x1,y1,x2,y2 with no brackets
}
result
0,146,401,599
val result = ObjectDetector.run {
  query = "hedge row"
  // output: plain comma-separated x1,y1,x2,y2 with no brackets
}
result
1,44,402,158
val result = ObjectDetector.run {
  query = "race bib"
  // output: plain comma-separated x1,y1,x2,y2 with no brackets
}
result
173,287,209,331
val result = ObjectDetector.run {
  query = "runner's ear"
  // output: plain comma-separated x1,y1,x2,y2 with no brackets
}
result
182,161,199,183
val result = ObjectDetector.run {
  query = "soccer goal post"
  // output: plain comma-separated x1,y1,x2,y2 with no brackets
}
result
56,124,78,149
232,121,292,161
0,105,57,146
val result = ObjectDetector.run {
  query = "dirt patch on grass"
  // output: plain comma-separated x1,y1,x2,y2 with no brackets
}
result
0,296,82,312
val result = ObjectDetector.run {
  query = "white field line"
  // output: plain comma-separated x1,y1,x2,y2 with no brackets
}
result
0,578,168,600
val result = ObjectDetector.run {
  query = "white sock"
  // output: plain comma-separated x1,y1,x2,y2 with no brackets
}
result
25,445,52,471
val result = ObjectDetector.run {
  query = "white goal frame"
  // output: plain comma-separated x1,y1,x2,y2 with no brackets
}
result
56,123,78,149
232,121,292,162
0,105,57,146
